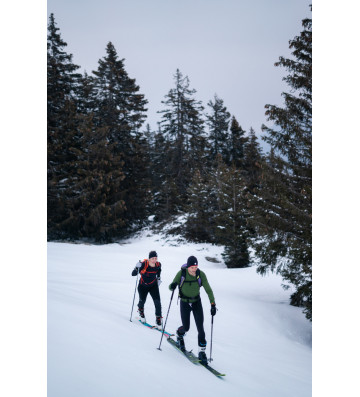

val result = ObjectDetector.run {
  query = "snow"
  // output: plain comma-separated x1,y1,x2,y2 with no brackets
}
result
48,230,311,397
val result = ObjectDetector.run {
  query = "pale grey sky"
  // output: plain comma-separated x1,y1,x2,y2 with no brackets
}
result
47,0,311,140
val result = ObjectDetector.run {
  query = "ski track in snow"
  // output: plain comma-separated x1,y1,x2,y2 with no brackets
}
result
48,230,311,397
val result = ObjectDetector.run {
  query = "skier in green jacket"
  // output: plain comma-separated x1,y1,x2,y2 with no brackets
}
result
169,255,217,364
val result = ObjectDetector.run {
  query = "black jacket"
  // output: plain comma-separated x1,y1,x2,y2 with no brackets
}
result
132,260,161,286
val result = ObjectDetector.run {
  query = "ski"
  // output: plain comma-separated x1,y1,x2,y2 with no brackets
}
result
198,361,225,378
167,337,225,377
136,317,174,337
167,337,200,364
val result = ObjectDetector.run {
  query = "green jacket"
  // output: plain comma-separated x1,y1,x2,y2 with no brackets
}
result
169,269,215,304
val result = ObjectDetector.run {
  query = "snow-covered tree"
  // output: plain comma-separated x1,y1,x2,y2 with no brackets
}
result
250,14,312,320
211,156,250,268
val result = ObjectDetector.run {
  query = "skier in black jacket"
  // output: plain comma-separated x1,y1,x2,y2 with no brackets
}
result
131,250,162,327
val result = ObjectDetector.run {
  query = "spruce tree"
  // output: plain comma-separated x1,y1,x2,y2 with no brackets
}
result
243,127,263,193
92,42,147,140
47,13,81,130
158,69,206,214
91,42,149,228
210,156,250,268
250,15,312,320
59,115,126,241
184,169,216,242
228,116,248,167
47,13,82,239
76,72,96,115
206,94,231,163
148,125,175,220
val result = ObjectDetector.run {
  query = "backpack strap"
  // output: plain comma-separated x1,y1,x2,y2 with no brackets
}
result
179,264,187,288
178,265,202,299
140,259,149,274
196,268,202,287
142,260,160,272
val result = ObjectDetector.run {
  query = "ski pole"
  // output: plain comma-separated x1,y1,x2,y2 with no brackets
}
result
157,288,175,351
129,269,139,322
209,313,214,362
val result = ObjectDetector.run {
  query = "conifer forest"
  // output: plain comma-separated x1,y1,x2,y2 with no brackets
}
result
47,12,312,320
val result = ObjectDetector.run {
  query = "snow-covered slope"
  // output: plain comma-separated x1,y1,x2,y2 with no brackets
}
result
48,231,311,397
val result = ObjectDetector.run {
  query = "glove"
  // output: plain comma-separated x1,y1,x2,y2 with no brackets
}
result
135,261,142,268
157,278,162,286
210,303,217,316
169,282,177,291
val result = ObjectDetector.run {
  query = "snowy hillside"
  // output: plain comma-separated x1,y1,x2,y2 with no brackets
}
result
48,230,312,397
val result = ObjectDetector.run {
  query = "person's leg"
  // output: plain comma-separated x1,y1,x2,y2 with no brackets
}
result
137,284,149,318
192,299,208,363
149,283,162,317
176,301,192,350
192,299,206,347
177,300,192,336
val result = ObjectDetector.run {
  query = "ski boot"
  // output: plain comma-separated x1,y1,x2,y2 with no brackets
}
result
176,331,186,352
198,346,208,365
138,308,146,323
155,316,163,330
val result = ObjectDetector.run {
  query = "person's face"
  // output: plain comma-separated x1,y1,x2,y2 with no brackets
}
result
188,265,198,275
149,256,157,265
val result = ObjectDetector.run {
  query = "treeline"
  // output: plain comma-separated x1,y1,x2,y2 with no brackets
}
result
47,13,312,320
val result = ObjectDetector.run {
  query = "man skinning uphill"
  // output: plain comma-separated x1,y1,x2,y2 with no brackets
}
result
132,250,162,327
169,255,217,364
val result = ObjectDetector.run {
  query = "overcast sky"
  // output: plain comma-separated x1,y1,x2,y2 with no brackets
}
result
47,0,311,142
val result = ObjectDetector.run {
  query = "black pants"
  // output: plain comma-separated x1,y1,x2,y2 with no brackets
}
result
138,283,162,317
177,299,206,347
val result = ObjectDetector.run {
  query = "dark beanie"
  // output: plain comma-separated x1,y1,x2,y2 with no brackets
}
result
186,256,198,268
149,250,158,259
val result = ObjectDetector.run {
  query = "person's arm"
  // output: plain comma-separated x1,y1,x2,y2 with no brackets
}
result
201,271,217,315
200,271,215,304
157,263,162,285
131,260,143,276
169,270,182,290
